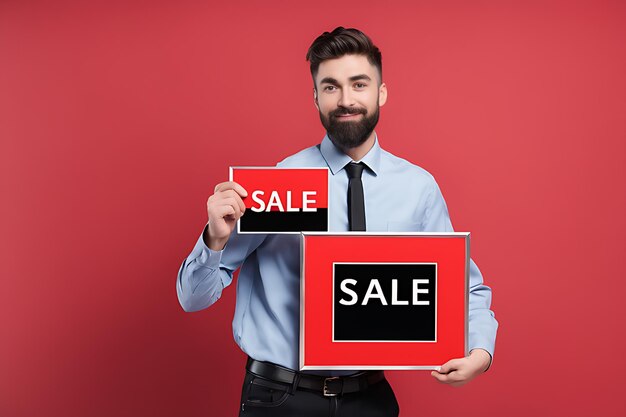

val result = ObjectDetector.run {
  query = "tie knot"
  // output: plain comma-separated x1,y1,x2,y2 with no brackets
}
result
345,162,365,179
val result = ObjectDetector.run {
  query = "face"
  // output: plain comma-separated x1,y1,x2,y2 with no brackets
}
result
314,54,387,151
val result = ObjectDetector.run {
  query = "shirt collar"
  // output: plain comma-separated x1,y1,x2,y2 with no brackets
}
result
319,133,381,176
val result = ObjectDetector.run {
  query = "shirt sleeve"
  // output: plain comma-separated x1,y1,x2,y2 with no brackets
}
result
176,224,266,312
421,179,499,365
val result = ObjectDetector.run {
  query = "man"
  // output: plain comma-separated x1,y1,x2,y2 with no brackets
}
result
177,27,498,416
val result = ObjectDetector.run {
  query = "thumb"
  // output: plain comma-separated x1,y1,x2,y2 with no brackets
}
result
439,358,463,374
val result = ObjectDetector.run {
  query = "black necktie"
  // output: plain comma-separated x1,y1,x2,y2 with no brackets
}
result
345,162,366,231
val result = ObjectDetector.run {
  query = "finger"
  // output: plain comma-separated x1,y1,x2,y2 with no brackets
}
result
214,182,227,193
219,189,246,214
218,197,244,218
212,204,237,220
214,181,248,198
431,370,462,384
439,358,464,374
431,371,450,384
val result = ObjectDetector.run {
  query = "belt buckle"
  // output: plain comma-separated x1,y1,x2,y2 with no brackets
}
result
323,377,341,397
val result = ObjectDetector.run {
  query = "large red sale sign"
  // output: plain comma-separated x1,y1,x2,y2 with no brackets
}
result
300,233,469,370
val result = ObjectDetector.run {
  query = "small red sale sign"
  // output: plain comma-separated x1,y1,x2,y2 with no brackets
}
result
230,167,330,234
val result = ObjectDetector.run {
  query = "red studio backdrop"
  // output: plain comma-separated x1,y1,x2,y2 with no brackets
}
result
1,1,625,417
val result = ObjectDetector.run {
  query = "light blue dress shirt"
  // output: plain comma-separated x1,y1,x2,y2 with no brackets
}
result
177,134,498,371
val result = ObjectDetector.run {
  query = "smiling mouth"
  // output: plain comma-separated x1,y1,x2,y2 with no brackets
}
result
336,113,362,119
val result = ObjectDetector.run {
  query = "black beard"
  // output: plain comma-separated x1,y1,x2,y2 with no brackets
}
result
319,104,379,151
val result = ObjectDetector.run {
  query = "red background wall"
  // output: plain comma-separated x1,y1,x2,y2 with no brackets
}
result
1,1,625,416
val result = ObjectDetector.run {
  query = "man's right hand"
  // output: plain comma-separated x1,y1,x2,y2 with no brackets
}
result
204,181,248,251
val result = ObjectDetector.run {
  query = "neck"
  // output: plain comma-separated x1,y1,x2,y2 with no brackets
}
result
342,131,376,162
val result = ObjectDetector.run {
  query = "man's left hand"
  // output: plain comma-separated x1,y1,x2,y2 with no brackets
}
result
430,349,492,387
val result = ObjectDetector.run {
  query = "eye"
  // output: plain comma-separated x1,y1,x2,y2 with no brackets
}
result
355,83,367,89
324,85,336,91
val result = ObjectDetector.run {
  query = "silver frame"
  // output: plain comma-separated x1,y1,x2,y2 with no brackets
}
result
230,166,331,235
299,232,470,371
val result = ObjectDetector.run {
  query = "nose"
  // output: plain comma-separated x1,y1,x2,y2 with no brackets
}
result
337,88,356,108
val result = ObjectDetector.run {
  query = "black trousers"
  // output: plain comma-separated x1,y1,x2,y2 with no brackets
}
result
238,369,400,417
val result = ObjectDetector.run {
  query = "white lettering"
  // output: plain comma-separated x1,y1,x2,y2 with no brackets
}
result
412,279,429,305
362,279,388,305
339,279,358,305
337,278,430,306
266,191,284,212
250,190,319,212
286,191,298,212
251,190,265,212
391,280,409,305
302,191,317,212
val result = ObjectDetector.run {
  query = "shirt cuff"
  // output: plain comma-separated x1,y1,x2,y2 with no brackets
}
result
187,224,224,270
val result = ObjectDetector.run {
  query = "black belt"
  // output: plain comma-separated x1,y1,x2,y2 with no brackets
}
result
246,357,385,397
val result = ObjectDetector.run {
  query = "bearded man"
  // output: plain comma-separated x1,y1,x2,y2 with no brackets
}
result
177,26,498,417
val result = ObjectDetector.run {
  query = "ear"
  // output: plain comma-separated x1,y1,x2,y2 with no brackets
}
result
378,82,388,107
313,88,319,111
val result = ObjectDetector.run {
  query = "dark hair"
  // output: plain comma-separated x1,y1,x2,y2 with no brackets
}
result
306,27,382,88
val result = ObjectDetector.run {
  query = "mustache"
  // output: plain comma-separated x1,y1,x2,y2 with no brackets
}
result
330,107,367,118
